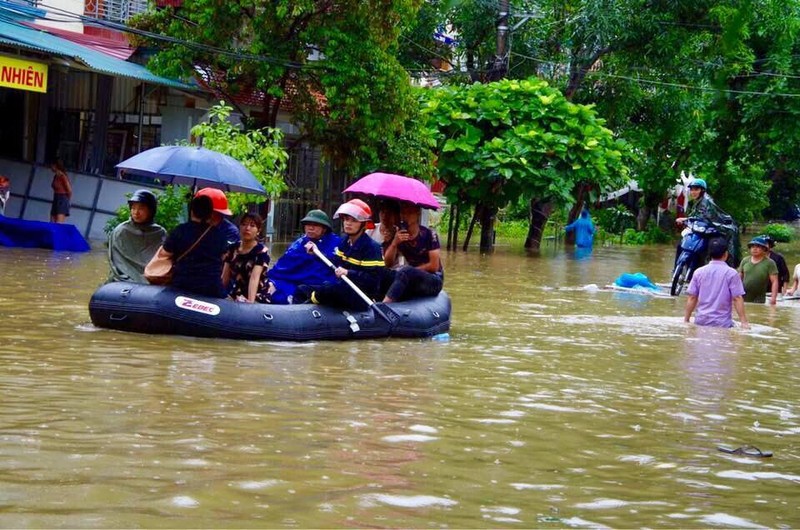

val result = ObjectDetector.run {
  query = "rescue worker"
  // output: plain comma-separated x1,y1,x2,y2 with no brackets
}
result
300,199,384,310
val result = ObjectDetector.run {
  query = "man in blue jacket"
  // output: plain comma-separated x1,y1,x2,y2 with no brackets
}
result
269,209,340,304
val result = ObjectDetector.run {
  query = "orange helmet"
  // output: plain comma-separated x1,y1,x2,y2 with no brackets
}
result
334,198,375,229
195,187,232,216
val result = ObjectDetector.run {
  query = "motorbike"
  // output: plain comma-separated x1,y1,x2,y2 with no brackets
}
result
670,217,727,296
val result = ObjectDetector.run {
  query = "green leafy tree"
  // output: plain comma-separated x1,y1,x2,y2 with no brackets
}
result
134,0,423,175
525,0,793,225
189,102,288,213
409,1,795,232
421,77,630,251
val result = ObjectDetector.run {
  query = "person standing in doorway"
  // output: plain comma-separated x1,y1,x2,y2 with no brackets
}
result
738,236,779,305
50,160,72,223
684,238,749,328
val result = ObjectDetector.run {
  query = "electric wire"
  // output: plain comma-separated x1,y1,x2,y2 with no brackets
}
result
31,0,319,69
17,1,800,97
511,51,800,98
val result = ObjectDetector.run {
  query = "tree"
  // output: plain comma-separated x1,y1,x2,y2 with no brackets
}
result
421,77,630,251
189,101,289,213
522,0,796,225
133,0,423,175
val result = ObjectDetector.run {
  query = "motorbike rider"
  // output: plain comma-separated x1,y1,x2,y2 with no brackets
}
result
675,178,740,266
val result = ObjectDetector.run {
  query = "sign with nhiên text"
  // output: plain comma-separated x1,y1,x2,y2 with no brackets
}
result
0,56,48,93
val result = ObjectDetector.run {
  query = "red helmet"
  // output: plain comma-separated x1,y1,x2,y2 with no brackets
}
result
334,198,375,229
195,187,232,216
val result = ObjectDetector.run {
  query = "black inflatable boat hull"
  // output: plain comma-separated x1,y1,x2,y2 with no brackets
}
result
89,282,451,341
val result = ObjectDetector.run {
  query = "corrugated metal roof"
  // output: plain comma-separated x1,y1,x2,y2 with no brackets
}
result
0,8,192,89
29,22,135,61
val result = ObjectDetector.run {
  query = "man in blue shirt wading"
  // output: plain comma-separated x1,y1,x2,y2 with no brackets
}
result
684,237,749,329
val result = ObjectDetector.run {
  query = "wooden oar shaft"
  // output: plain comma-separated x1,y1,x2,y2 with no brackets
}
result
311,245,375,307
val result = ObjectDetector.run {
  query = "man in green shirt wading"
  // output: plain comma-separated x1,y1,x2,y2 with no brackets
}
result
738,236,779,305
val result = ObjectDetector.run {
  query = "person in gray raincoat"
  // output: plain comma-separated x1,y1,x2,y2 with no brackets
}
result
108,189,167,283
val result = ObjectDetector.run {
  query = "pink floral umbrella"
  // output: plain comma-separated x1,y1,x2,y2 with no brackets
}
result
343,172,440,210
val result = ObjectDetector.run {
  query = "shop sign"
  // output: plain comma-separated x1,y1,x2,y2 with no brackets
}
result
0,56,48,93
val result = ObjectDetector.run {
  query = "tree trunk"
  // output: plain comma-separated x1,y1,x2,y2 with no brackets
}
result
447,204,458,250
524,199,554,250
636,204,651,231
564,46,612,100
479,205,496,253
453,203,460,251
463,205,480,252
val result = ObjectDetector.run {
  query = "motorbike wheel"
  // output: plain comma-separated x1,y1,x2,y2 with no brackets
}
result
671,260,691,296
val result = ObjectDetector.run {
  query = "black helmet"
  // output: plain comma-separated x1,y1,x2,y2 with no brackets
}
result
128,189,158,221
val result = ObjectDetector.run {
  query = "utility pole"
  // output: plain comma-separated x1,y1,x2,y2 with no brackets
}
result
488,0,509,81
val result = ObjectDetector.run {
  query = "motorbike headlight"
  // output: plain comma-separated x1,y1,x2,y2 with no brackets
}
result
694,225,706,233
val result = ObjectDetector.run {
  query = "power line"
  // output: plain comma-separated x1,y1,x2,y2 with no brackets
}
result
511,51,800,98
597,72,800,98
32,1,318,70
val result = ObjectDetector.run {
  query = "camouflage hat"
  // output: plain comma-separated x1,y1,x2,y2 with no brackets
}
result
300,209,332,230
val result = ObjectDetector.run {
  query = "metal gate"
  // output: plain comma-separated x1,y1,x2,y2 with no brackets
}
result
272,145,349,242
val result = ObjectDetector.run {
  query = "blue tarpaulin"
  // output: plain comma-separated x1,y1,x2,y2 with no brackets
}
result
0,215,91,252
614,272,658,290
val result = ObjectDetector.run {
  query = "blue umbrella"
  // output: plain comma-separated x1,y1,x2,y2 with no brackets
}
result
115,146,266,195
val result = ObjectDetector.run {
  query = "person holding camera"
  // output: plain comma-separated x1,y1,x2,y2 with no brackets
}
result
382,202,443,303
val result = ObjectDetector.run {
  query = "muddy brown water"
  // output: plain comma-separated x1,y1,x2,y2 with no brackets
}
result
0,242,798,528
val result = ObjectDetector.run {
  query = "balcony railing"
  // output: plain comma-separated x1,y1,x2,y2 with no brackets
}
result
84,0,147,23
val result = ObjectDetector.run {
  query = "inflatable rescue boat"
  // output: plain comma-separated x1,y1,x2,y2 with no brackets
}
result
89,282,451,341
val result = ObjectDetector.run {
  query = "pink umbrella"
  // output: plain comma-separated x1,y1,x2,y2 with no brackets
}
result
343,172,440,210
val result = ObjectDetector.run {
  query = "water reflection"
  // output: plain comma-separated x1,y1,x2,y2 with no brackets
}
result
0,243,799,527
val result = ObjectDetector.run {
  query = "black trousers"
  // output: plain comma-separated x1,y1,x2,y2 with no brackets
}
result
384,266,443,301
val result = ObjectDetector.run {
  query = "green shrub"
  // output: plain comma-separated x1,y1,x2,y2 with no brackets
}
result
104,185,188,235
621,223,672,246
495,219,530,239
762,223,794,243
594,205,635,235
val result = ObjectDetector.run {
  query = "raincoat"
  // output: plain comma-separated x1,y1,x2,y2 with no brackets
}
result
565,210,596,248
686,193,741,265
108,220,167,283
269,231,341,304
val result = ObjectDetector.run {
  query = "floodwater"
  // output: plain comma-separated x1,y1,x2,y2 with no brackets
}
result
1,241,799,528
